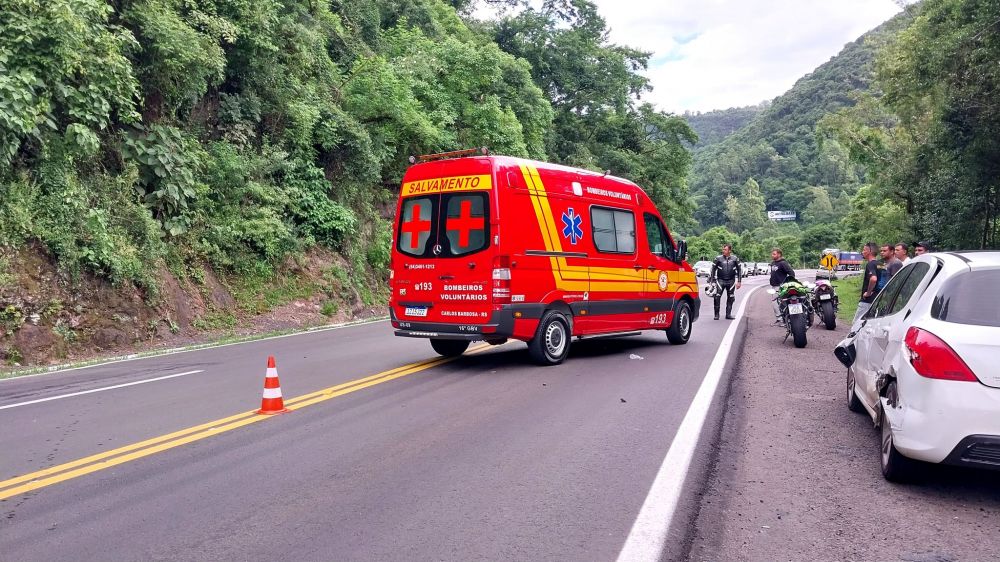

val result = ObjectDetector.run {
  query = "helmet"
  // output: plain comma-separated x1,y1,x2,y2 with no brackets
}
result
704,280,722,297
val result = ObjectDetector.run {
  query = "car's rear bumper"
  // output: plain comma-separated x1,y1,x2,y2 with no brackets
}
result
887,374,1000,464
942,435,1000,471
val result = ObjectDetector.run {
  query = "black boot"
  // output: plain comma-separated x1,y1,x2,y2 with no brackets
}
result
725,299,735,320
713,300,720,320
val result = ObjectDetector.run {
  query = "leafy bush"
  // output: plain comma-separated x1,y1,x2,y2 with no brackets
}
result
121,124,202,234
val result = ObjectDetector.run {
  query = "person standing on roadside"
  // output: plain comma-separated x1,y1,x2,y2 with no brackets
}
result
710,243,742,320
855,242,880,323
769,248,795,323
895,242,910,265
877,244,903,291
914,240,932,256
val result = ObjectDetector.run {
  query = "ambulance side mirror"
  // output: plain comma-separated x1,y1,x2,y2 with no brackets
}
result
676,240,688,263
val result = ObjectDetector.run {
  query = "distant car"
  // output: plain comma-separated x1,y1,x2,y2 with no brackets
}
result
835,252,1000,481
756,262,769,275
741,262,752,277
694,261,712,278
815,268,838,280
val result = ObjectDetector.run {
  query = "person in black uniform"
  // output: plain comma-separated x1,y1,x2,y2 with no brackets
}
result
709,244,742,320
769,247,797,324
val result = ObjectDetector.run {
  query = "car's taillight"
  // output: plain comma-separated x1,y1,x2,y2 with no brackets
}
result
492,255,511,304
903,327,979,382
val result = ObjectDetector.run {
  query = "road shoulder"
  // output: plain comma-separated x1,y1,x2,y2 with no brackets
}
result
685,289,1000,562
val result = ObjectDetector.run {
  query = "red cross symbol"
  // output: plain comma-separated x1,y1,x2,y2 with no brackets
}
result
447,200,484,248
401,205,431,250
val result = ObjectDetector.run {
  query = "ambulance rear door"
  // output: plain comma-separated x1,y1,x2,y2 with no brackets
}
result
394,165,496,330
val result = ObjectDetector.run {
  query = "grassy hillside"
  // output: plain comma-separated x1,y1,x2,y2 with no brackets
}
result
688,15,911,232
682,104,765,150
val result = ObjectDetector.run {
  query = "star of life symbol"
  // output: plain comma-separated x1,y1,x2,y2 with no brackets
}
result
561,208,584,245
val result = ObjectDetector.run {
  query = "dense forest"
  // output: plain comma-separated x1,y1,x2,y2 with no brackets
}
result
686,0,1000,264
683,15,907,264
0,0,696,363
682,105,765,150
0,0,695,291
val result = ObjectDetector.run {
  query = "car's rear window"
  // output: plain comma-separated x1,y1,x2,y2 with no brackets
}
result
931,269,1000,327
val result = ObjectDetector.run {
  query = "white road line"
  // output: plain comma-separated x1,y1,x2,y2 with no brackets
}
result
0,370,204,410
0,317,386,381
617,284,764,562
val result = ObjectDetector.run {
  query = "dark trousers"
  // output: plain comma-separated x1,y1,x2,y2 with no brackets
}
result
714,279,736,317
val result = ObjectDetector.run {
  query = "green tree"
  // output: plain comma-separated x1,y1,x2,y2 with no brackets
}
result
491,0,696,226
824,0,1000,249
801,223,842,264
686,226,738,263
839,185,912,249
724,177,767,233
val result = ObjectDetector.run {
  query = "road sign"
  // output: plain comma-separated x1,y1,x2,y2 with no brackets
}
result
820,254,839,270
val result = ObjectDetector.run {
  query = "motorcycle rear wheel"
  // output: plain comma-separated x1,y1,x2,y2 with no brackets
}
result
821,301,836,330
789,313,808,348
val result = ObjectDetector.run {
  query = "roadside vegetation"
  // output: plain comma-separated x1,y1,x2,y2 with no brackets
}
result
0,0,697,364
832,275,861,322
1,0,996,364
684,0,999,263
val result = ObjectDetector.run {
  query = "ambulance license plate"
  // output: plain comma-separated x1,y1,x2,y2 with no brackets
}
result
404,306,428,317
819,294,832,300
788,303,804,315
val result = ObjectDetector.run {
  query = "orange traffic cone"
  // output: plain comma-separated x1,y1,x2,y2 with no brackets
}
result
257,355,289,415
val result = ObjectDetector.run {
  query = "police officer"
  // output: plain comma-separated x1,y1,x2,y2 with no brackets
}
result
710,244,742,320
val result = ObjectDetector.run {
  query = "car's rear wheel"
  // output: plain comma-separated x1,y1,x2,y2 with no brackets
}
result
528,310,571,366
879,384,920,482
430,339,470,357
666,301,692,345
846,367,865,413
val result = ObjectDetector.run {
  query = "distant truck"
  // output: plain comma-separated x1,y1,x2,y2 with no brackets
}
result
819,248,861,271
836,251,863,271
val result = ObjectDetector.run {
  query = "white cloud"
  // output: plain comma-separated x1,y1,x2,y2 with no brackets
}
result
593,0,903,113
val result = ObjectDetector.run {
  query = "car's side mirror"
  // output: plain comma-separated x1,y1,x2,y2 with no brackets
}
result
834,342,856,368
676,240,687,263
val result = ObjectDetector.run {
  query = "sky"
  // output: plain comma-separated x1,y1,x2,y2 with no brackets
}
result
482,0,904,114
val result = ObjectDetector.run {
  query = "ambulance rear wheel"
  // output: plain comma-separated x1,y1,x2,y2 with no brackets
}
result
528,311,571,366
666,301,692,345
430,339,470,357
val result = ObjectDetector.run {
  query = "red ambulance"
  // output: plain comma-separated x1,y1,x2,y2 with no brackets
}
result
389,149,700,365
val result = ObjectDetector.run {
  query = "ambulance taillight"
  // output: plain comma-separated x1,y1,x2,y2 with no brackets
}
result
492,255,511,304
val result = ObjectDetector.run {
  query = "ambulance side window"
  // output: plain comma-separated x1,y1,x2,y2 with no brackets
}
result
398,197,435,257
591,206,635,254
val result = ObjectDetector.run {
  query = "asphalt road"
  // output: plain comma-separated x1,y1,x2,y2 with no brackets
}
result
0,274,771,562
687,277,1000,562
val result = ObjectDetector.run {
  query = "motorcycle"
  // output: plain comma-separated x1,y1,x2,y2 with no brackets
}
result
811,279,839,330
768,279,813,348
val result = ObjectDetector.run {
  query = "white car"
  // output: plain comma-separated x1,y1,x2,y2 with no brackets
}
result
755,262,769,275
835,252,1000,481
815,267,838,280
694,260,712,278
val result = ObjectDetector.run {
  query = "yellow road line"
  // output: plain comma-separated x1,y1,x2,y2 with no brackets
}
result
0,344,491,500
